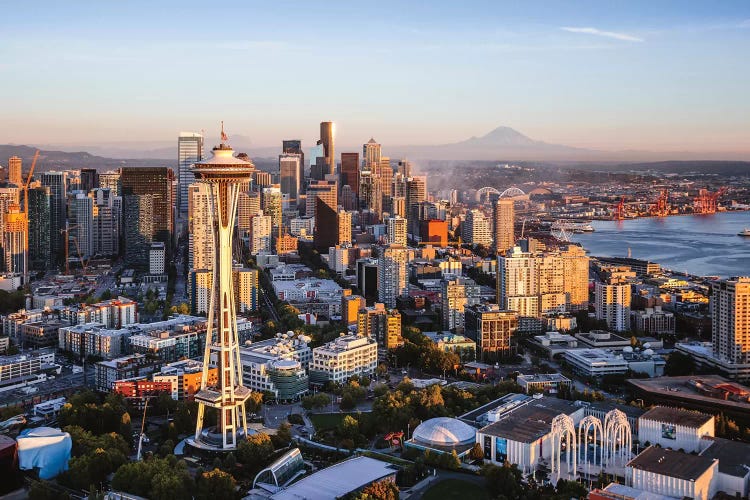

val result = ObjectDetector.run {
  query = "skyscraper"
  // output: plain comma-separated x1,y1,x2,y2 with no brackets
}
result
283,140,305,192
378,244,409,308
279,154,302,208
121,167,174,267
494,199,515,254
318,121,335,177
91,188,120,257
3,204,26,277
41,171,67,262
178,132,204,216
711,277,750,365
340,152,360,198
595,281,631,332
28,186,51,270
8,156,22,187
68,192,94,259
191,133,253,451
363,138,381,169
188,183,213,272
80,168,99,193
406,176,426,234
250,213,272,255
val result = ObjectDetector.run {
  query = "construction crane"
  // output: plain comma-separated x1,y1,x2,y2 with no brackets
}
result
694,187,726,215
613,197,626,221
650,189,669,217
21,151,40,283
60,223,90,275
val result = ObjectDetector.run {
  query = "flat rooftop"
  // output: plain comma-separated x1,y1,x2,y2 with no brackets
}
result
628,446,715,481
270,456,396,500
628,375,750,414
640,406,713,428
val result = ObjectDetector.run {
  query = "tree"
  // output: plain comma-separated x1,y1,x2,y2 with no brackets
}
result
120,412,132,439
237,433,274,475
354,479,399,500
176,302,190,315
664,351,695,376
246,391,264,414
482,463,523,499
195,469,237,500
272,423,292,448
469,442,484,461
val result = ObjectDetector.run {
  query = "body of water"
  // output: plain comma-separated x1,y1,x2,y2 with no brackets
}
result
569,211,750,278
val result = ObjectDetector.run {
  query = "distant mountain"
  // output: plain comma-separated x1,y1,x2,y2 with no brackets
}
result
0,144,161,171
390,126,750,162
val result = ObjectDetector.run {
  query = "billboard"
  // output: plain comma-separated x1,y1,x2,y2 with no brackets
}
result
495,437,507,463
661,423,676,440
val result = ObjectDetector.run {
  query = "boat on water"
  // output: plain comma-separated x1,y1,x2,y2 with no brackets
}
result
738,228,750,237
553,220,595,233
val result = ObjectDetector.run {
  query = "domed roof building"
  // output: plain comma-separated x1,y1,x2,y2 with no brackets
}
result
405,417,477,458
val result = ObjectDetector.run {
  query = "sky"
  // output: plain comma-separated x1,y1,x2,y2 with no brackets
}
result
1,0,749,154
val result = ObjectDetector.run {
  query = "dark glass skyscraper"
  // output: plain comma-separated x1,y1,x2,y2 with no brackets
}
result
283,140,305,193
178,132,203,216
40,171,67,264
340,152,359,198
121,167,174,266
28,186,51,270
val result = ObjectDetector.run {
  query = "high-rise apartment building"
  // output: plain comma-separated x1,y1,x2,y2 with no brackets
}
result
357,303,403,349
237,191,260,236
233,267,259,313
497,247,539,328
378,244,409,308
250,213,273,255
462,210,493,246
465,304,518,361
397,159,412,178
379,158,393,200
28,187,51,270
386,216,408,247
8,156,22,187
188,183,213,271
279,154,302,208
318,122,335,178
121,167,174,267
337,209,352,246
442,277,482,332
494,199,515,254
177,132,203,215
261,186,282,229
341,294,366,326
711,277,750,364
595,281,632,332
3,205,26,276
41,171,67,261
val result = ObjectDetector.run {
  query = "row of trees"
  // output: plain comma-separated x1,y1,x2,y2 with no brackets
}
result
371,378,522,434
482,463,588,500
393,327,462,375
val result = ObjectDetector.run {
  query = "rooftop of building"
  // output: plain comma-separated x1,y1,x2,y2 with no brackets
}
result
315,334,376,354
271,278,343,294
270,456,396,500
516,373,571,384
699,437,750,478
575,330,629,344
640,405,713,427
422,331,475,344
0,349,56,364
564,348,630,364
627,446,715,481
478,396,580,443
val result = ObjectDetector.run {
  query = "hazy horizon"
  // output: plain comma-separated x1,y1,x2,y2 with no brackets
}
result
2,1,749,154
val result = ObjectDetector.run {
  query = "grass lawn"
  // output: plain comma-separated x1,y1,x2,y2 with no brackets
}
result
422,479,490,500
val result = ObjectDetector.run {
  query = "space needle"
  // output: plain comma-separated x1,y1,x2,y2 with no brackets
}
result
191,124,255,451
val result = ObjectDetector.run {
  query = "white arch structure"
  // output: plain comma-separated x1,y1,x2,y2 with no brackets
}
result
475,186,527,203
550,414,577,481
475,186,501,203
499,187,525,198
578,415,603,472
603,409,632,468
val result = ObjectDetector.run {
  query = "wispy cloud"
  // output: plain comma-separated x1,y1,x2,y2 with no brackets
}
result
561,27,644,42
